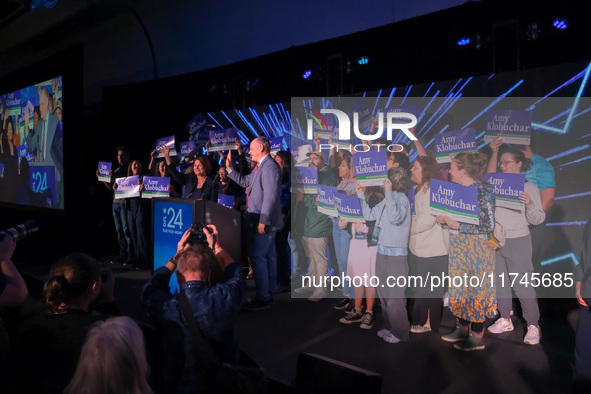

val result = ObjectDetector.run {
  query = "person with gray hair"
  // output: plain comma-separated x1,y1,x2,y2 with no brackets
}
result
225,136,283,310
64,316,152,394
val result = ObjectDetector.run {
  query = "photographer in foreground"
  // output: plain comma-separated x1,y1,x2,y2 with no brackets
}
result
142,224,247,394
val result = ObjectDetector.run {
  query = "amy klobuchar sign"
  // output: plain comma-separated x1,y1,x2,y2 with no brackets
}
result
293,167,318,194
333,191,364,223
484,110,532,145
97,161,112,182
317,185,337,217
434,128,477,163
154,136,177,158
115,175,140,199
186,113,207,139
484,172,525,211
354,150,387,186
142,176,170,199
429,179,479,224
209,128,238,151
270,136,285,154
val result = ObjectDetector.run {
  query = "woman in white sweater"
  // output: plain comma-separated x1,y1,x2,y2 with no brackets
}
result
486,146,545,345
408,156,449,333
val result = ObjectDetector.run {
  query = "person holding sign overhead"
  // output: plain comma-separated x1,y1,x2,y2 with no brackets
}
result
486,148,545,344
438,152,496,351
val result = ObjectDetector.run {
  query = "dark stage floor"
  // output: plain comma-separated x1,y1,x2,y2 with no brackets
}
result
20,259,580,394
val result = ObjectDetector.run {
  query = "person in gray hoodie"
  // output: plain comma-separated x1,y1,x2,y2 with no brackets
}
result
486,148,545,345
358,167,411,343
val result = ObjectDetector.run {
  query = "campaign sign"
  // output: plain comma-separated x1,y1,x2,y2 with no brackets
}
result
97,161,112,182
17,145,34,163
29,165,57,208
429,179,479,224
484,172,525,211
353,149,387,186
330,127,349,148
153,200,194,293
434,128,477,163
293,166,318,194
115,175,140,199
209,128,239,151
154,136,177,158
142,176,170,199
484,110,532,144
408,187,416,216
217,194,234,209
186,113,207,139
294,144,313,166
350,99,375,131
270,137,284,154
333,191,364,223
317,185,338,217
383,105,421,125
180,140,197,159
312,112,335,140
5,91,20,112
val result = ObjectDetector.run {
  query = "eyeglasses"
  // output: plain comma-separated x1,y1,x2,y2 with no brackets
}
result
499,160,515,166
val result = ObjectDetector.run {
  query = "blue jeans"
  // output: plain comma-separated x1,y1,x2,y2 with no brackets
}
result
112,202,130,259
250,231,277,301
126,198,147,264
332,218,352,297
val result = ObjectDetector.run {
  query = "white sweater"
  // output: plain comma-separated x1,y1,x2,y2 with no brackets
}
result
495,181,545,238
409,186,449,258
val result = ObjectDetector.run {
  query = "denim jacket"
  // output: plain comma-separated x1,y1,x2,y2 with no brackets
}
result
358,191,410,249
142,263,246,393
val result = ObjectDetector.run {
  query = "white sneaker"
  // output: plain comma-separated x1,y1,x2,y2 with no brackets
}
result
377,328,390,338
410,324,432,333
293,286,314,295
382,330,401,344
524,325,541,345
487,318,514,334
308,288,326,302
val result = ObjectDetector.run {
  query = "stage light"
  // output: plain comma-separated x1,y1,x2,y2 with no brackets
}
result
29,0,58,9
302,70,312,79
457,37,471,46
553,18,569,29
357,56,369,65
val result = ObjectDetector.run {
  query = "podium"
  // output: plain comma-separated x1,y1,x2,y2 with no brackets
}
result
152,198,242,292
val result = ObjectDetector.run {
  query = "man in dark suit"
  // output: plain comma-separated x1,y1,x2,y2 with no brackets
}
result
226,136,283,311
26,88,59,163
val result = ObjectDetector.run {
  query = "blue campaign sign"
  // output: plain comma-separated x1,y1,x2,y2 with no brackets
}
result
153,200,194,293
29,165,56,208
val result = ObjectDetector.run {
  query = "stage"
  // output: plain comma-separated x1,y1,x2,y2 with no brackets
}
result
22,259,576,394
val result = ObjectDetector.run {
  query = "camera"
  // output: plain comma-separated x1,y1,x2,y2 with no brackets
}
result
188,223,213,245
0,220,38,242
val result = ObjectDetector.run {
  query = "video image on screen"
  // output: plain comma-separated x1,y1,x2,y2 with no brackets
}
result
0,76,63,210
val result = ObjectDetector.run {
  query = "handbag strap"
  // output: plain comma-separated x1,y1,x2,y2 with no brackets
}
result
178,291,223,376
